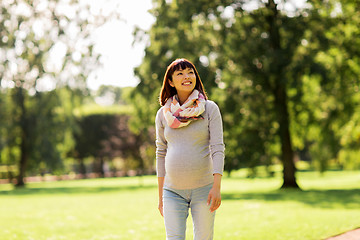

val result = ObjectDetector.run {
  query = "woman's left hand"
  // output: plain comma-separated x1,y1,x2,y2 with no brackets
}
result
207,186,221,213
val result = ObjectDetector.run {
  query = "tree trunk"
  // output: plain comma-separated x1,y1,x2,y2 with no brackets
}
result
7,165,14,183
274,85,299,188
16,88,28,187
99,157,105,178
78,158,87,178
16,138,28,187
267,0,299,188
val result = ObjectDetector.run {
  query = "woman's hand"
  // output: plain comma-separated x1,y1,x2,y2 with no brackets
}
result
207,173,222,213
207,186,221,213
158,177,165,217
158,199,164,217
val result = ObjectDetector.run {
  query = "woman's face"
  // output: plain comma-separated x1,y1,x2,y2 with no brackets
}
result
169,67,196,94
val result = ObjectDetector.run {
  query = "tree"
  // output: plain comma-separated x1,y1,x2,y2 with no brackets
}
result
0,0,119,186
219,0,307,187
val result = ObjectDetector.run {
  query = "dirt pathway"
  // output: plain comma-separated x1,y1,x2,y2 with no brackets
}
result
325,228,360,240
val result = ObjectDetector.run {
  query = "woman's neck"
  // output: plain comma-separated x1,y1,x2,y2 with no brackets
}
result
177,91,191,105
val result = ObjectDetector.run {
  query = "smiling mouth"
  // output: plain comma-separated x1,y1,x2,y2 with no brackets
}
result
182,81,192,86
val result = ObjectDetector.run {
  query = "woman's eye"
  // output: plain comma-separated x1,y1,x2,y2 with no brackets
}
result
177,73,183,75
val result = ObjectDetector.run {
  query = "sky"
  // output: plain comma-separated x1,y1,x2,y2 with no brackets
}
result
87,0,155,90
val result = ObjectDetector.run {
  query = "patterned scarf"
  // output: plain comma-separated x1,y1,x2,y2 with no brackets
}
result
163,90,206,129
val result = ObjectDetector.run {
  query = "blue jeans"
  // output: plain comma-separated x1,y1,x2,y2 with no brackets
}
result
163,183,215,240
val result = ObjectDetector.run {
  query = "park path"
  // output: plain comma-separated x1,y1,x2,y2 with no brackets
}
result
325,228,360,240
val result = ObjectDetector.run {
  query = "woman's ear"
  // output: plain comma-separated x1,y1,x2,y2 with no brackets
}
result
169,79,175,87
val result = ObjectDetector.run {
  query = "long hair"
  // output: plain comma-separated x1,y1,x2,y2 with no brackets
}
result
159,58,208,106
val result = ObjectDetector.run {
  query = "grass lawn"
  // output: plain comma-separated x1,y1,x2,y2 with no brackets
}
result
0,170,360,240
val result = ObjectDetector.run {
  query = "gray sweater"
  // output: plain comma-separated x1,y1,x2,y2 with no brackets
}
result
155,100,225,190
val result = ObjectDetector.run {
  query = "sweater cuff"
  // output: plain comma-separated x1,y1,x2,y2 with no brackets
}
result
212,152,224,175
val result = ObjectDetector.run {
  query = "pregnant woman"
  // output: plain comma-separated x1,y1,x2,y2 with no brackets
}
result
155,58,225,240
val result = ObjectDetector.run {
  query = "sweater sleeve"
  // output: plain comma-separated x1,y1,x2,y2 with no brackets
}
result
207,101,225,175
155,108,167,178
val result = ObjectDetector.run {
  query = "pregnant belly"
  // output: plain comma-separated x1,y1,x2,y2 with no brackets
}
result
165,147,211,181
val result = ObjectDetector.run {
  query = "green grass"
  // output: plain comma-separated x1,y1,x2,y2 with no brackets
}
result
0,171,360,240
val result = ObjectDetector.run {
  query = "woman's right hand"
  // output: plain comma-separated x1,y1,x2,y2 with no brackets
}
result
158,177,165,217
158,199,164,217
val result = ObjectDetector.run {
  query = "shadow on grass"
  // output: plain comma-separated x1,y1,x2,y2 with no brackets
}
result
0,184,157,196
222,189,360,209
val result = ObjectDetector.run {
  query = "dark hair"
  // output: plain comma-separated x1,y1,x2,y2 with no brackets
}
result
159,58,208,106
